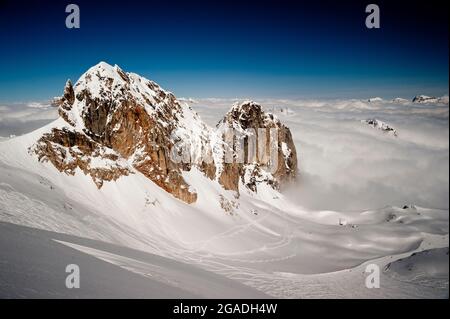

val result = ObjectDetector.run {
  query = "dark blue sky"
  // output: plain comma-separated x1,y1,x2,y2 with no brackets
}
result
0,0,448,102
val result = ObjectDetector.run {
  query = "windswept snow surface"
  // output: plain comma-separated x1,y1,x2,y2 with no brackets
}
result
0,222,267,298
0,97,448,298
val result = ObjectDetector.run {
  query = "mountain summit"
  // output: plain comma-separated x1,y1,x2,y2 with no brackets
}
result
30,62,298,203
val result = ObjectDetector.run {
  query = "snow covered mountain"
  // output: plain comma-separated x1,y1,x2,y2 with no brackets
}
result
30,62,297,203
0,63,448,298
413,95,449,105
361,119,398,136
215,100,297,192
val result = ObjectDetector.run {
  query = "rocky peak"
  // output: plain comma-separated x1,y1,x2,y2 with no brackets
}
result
362,119,398,136
412,95,449,105
215,100,298,193
63,80,75,105
218,100,281,130
412,95,437,103
32,61,205,203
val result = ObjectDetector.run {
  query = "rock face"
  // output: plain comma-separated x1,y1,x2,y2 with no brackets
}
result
30,62,298,203
214,101,298,193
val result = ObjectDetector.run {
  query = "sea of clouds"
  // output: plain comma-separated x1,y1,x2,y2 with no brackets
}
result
0,102,57,138
191,97,449,211
1,96,448,211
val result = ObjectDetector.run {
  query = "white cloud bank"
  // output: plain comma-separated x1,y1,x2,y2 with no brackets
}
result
0,102,58,137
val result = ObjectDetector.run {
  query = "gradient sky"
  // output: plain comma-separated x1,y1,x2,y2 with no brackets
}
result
0,0,448,102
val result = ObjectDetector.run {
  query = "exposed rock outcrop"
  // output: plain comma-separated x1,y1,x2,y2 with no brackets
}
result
412,95,437,103
214,101,298,193
362,119,398,136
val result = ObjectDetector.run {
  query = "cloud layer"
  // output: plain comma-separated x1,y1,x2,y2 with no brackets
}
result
0,102,58,137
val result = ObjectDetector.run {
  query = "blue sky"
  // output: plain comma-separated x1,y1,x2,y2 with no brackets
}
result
0,0,448,102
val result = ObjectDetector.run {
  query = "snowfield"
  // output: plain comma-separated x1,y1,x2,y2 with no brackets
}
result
0,97,448,298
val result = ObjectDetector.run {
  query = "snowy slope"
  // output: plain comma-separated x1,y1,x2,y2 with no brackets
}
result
384,247,448,292
0,123,448,297
0,222,268,298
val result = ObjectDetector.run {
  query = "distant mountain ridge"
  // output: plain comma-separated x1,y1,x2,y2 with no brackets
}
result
412,95,449,104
